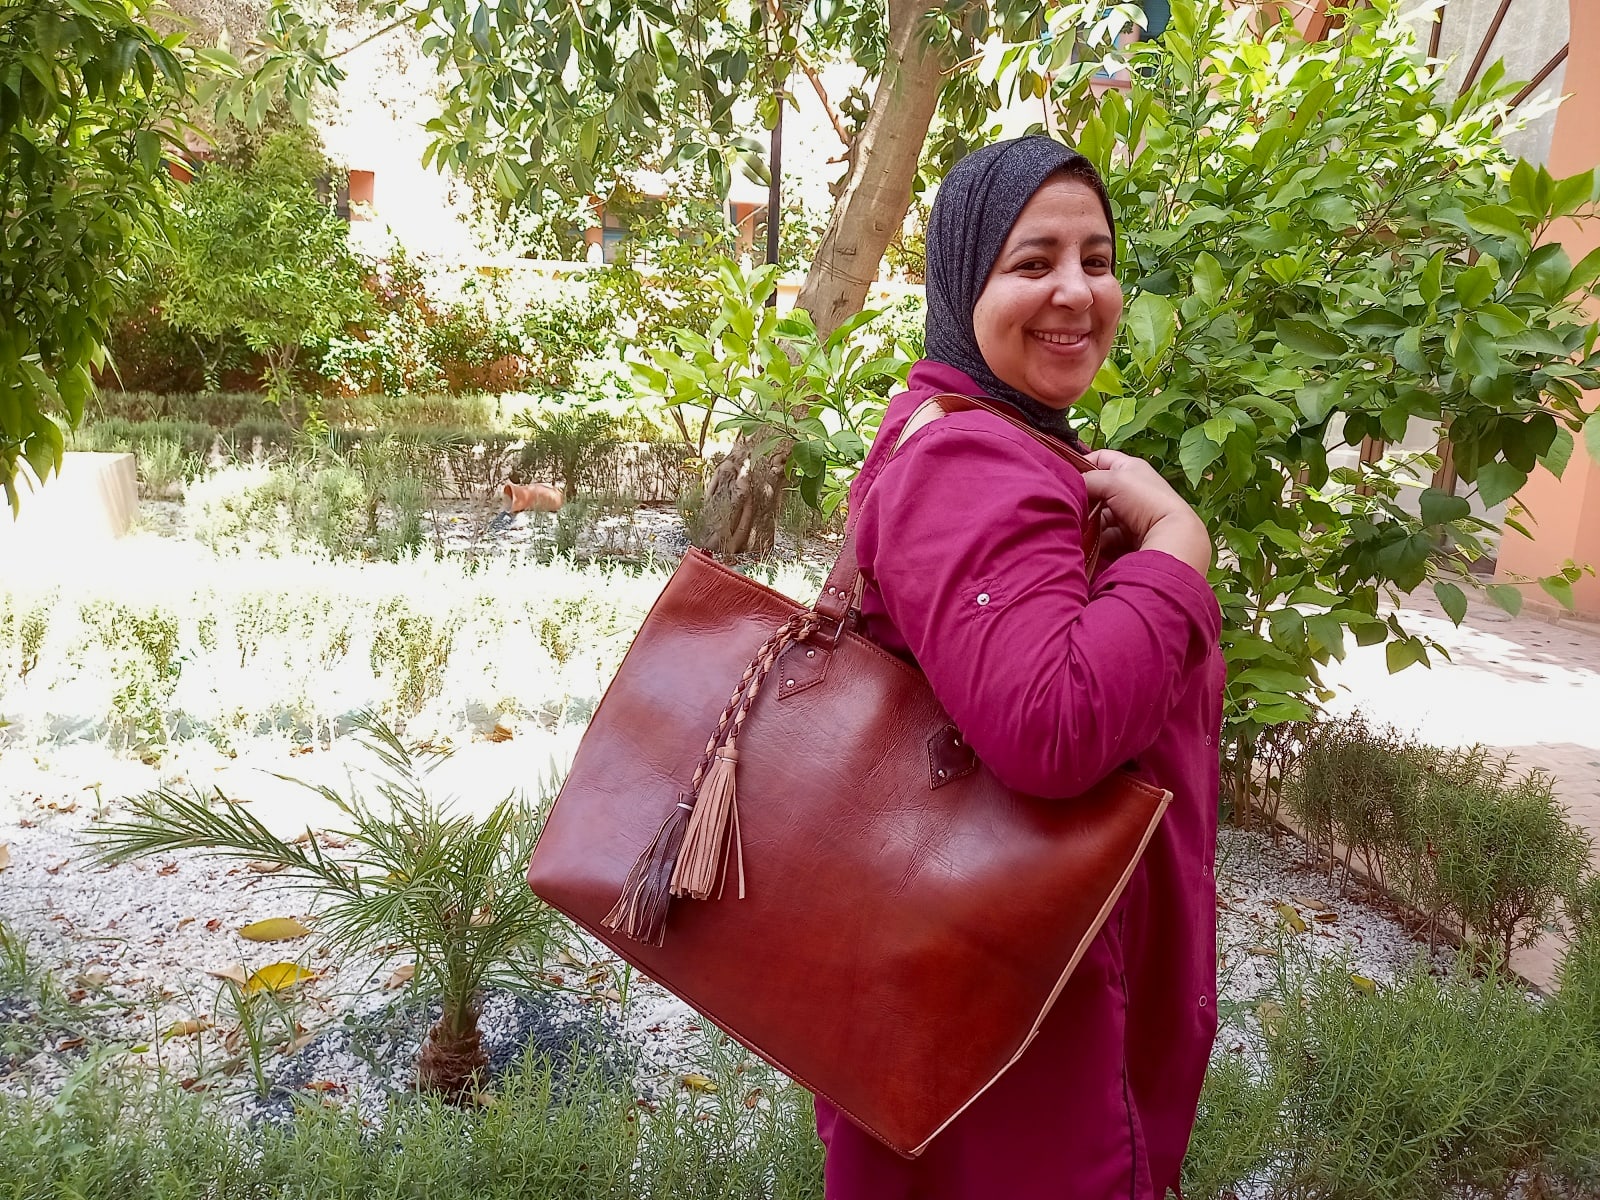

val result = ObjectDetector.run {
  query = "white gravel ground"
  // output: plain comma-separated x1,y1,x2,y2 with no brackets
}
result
0,729,1454,1127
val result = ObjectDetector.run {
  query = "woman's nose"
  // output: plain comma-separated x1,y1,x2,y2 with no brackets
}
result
1050,265,1094,311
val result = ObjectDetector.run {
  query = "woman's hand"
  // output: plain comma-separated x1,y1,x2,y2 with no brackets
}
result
1082,449,1212,576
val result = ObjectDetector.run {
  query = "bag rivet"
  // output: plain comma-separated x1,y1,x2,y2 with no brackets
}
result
937,769,947,778
953,736,961,747
786,679,795,687
806,650,816,658
976,593,990,605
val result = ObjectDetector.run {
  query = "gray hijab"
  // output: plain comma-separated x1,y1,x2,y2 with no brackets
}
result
924,135,1116,439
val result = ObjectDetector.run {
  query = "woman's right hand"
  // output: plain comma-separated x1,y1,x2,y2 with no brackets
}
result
1082,449,1213,575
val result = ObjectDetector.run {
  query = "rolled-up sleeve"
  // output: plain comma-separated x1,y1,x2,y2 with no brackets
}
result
856,415,1222,799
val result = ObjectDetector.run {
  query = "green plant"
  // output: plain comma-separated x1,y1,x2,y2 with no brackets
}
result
1260,955,1589,1199
134,434,195,498
88,715,563,1098
1018,0,1600,797
513,405,623,499
369,602,459,722
1411,749,1591,961
1180,1048,1288,1200
79,602,181,748
215,973,307,1099
637,258,908,553
0,0,196,506
1286,714,1421,889
157,126,374,416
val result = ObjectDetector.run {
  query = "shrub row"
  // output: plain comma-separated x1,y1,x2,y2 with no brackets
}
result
1186,939,1600,1199
1285,714,1593,962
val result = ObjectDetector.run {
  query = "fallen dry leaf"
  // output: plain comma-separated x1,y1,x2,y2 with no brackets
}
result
558,949,584,968
239,917,312,942
600,988,622,1003
77,970,111,988
1290,894,1332,912
164,1018,213,1039
45,859,70,875
245,962,316,993
485,722,514,743
205,965,249,987
384,964,416,990
280,1031,318,1056
177,916,196,929
743,1088,764,1109
305,1080,346,1094
245,860,288,875
1256,999,1286,1037
1350,973,1377,995
57,1037,85,1051
1274,902,1308,934
0,843,10,871
680,1073,717,1093
1246,944,1279,958
157,862,179,876
1313,911,1339,924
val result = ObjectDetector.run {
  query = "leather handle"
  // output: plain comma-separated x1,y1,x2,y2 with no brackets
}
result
811,393,1102,640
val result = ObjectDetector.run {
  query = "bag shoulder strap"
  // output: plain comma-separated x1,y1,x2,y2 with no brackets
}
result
810,393,1101,644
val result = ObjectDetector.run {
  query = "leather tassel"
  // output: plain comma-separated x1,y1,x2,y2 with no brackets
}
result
601,798,692,946
671,741,741,900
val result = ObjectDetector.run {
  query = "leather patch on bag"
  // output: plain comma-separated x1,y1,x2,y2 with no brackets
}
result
928,725,978,789
775,641,830,700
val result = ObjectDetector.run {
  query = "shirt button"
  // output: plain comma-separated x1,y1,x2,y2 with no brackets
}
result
976,593,990,606
1199,995,1208,1008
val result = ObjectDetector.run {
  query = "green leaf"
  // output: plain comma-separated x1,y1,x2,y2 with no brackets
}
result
1419,488,1470,526
1542,426,1574,478
1464,204,1529,243
1452,320,1500,377
1099,394,1136,440
1386,638,1429,673
1434,582,1468,626
1191,252,1224,306
1419,250,1446,305
1275,319,1347,359
1539,575,1576,610
1453,264,1497,309
1551,169,1595,217
1567,245,1600,295
1178,424,1223,485
1585,412,1600,463
1475,461,1527,508
1126,292,1177,366
1486,584,1524,617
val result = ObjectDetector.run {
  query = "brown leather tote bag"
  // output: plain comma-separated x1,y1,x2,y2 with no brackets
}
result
526,393,1171,1157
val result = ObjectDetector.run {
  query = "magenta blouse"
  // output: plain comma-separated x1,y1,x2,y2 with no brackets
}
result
812,360,1226,1199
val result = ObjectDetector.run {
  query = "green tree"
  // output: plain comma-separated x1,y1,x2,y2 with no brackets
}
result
158,124,373,419
1026,0,1600,799
0,0,193,510
203,0,1052,552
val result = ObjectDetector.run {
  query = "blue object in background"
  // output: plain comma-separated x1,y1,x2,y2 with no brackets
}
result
1141,0,1171,39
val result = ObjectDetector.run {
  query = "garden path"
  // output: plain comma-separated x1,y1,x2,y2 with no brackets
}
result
1322,588,1600,991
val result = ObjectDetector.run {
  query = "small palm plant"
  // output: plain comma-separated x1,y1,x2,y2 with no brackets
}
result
88,714,560,1098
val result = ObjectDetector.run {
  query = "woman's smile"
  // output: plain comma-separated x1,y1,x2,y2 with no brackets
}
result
971,176,1123,410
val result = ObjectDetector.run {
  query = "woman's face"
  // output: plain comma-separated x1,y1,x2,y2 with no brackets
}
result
971,176,1122,410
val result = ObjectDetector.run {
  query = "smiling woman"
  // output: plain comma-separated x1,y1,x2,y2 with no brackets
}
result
811,136,1224,1200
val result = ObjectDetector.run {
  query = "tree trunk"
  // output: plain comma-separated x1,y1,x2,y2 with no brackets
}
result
695,0,952,558
415,998,486,1098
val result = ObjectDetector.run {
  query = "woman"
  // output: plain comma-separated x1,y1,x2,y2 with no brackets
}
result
812,136,1225,1199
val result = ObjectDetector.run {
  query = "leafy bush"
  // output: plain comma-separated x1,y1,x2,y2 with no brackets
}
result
1285,717,1592,962
190,462,368,560
1287,714,1423,889
1410,748,1592,960
1026,0,1600,788
1255,955,1592,1199
638,259,908,531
